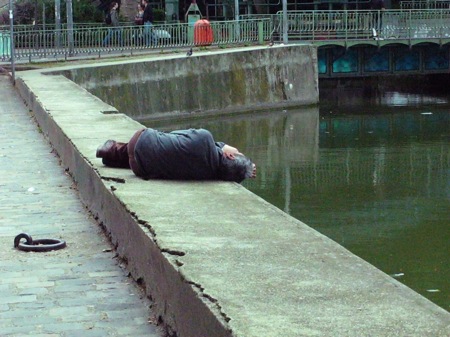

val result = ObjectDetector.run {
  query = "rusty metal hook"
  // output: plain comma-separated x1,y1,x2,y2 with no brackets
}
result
14,233,33,247
14,233,66,252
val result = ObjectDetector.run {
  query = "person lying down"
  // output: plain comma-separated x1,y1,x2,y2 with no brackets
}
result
96,128,257,183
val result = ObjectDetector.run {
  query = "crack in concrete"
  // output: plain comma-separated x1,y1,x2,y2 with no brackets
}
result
127,214,186,262
135,219,157,238
101,110,120,114
101,177,126,183
188,281,232,324
188,280,204,291
100,192,233,330
116,205,234,328
161,248,185,256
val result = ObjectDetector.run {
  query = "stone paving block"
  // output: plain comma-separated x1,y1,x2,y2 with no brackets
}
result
49,306,91,317
15,281,55,289
9,302,52,310
53,283,97,293
53,277,98,286
0,327,37,336
116,324,162,335
18,287,50,296
87,271,123,278
34,322,90,334
61,328,115,337
105,308,154,321
0,306,46,319
5,315,60,328
0,283,12,290
2,295,37,304
59,312,110,324
0,318,14,329
11,334,60,337
95,282,132,291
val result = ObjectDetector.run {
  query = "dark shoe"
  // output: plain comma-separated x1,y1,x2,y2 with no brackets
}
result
102,158,121,167
96,140,115,158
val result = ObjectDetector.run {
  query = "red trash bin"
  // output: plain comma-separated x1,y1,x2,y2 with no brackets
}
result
194,19,213,46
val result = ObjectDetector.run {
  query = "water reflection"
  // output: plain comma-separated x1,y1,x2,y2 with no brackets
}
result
382,92,448,106
144,104,449,311
319,88,450,112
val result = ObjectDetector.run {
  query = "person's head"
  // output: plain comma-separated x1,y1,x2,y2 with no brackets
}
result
110,1,118,10
219,154,256,183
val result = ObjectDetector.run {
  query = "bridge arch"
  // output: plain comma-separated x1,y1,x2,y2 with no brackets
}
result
318,43,450,77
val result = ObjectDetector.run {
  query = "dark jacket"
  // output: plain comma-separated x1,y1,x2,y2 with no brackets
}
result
110,9,119,27
143,4,153,23
134,128,226,180
371,0,385,10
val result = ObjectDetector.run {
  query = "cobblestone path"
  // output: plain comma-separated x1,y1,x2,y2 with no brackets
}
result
0,74,164,337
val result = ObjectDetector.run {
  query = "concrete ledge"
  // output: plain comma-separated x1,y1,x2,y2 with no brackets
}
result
15,49,450,337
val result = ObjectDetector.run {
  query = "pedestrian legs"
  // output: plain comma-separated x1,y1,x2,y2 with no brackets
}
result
144,21,156,46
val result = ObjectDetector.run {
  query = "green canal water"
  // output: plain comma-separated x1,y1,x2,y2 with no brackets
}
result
145,92,449,311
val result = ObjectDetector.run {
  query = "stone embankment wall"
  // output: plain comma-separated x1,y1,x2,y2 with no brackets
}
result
57,45,319,121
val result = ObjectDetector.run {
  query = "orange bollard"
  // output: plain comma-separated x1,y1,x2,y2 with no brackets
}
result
194,19,213,46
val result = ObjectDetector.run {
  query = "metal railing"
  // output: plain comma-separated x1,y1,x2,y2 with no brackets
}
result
400,0,450,9
0,18,272,62
3,9,450,63
272,9,450,42
0,29,11,60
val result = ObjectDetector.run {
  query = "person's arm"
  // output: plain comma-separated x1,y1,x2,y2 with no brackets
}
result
112,11,120,26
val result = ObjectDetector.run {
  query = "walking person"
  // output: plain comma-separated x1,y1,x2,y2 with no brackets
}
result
103,2,122,46
134,3,145,25
371,0,385,40
143,0,156,46
96,128,257,183
133,3,146,45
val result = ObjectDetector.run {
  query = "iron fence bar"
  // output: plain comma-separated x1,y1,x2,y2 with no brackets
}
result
400,0,450,9
408,8,412,42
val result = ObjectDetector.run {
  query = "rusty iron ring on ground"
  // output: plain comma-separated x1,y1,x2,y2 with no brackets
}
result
14,233,66,252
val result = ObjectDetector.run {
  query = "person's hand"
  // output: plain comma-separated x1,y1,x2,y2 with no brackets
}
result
222,144,242,160
251,163,257,178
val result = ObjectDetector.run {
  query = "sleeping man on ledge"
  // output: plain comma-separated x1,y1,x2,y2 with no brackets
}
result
96,128,257,183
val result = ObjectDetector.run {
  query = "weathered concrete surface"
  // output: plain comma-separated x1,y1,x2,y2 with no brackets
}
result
52,45,319,121
0,75,163,336
14,47,450,337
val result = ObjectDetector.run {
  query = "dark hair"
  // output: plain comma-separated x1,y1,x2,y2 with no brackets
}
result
219,154,254,183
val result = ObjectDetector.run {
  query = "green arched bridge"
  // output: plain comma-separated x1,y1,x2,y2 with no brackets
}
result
268,9,450,77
